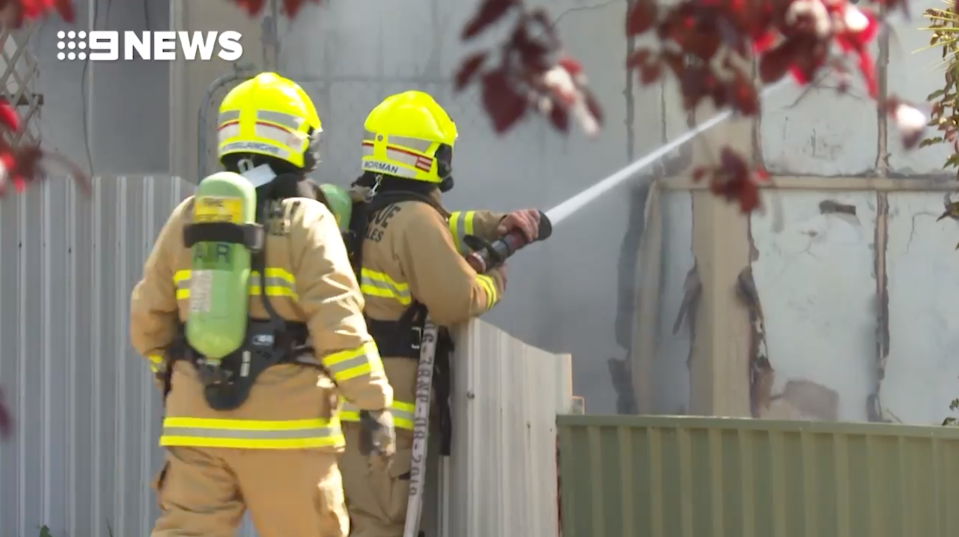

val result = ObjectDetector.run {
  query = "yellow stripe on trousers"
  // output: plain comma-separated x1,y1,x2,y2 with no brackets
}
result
160,416,344,449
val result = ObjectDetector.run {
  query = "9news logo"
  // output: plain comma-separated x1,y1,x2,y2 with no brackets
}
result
57,30,243,61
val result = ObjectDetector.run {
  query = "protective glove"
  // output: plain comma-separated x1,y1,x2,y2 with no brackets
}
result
497,209,541,242
359,409,396,472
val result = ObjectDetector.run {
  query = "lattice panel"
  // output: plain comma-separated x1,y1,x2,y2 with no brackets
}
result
0,24,41,147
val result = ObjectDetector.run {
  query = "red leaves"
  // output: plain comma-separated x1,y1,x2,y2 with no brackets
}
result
618,0,923,213
456,5,601,136
626,1,657,36
0,0,74,25
625,0,896,115
455,52,487,91
225,0,322,16
0,100,90,198
883,97,927,150
0,388,9,439
462,0,517,39
481,70,526,133
693,148,767,213
0,101,19,132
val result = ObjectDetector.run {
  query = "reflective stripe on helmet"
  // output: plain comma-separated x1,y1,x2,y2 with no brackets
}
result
217,72,321,169
361,91,456,183
364,131,434,153
256,110,306,130
218,110,240,124
160,416,343,449
360,142,433,178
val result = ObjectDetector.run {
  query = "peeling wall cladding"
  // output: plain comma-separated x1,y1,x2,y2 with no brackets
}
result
558,415,959,537
885,192,959,425
750,191,879,422
648,187,959,425
653,191,693,415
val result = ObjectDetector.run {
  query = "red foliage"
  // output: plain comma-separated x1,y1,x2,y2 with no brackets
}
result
693,149,769,213
0,387,8,438
619,0,912,212
227,0,322,16
0,0,73,24
454,0,603,136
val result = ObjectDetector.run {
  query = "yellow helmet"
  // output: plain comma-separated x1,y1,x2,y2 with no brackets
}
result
217,72,322,170
361,91,458,183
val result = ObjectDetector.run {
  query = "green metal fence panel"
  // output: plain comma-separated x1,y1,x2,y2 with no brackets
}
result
558,415,959,537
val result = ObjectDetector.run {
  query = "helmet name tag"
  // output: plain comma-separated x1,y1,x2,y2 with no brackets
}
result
221,141,283,156
363,160,399,175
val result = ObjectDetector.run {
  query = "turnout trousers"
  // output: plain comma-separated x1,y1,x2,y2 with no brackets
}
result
151,446,349,537
340,425,414,537
340,356,418,537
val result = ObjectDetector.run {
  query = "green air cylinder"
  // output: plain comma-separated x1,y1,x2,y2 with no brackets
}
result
185,171,257,362
319,183,353,232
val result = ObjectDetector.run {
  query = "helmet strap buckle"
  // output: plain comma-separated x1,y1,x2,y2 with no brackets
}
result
365,175,383,202
238,157,255,173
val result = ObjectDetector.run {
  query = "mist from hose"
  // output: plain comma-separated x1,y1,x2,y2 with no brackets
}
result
544,80,790,225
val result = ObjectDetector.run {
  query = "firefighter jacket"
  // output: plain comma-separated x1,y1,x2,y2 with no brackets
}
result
130,195,393,451
340,191,506,432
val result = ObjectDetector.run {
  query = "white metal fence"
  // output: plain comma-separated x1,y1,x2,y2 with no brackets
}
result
0,175,572,536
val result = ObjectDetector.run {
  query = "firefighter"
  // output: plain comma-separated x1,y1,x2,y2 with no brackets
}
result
129,72,395,537
337,90,541,537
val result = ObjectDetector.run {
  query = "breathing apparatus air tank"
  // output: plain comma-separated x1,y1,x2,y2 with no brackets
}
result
319,183,353,232
185,171,257,362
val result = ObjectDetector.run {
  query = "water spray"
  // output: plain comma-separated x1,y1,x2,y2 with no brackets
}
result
464,81,789,271
546,80,790,225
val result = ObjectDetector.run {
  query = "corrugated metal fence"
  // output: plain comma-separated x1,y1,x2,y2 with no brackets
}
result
428,321,571,537
0,175,573,537
0,176,194,537
558,415,959,537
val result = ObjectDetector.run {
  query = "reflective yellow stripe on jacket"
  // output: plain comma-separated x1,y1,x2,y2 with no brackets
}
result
475,274,498,309
359,268,411,305
448,210,475,256
322,341,384,383
147,353,164,373
340,400,415,430
160,416,343,449
173,268,297,300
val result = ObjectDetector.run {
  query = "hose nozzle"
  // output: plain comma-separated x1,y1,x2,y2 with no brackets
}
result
464,210,552,273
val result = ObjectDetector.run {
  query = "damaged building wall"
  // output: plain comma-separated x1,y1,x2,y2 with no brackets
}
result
884,192,959,424
632,0,959,424
750,192,879,422
643,180,959,425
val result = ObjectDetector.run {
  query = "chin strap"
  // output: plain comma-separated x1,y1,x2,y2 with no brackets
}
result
439,175,454,193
